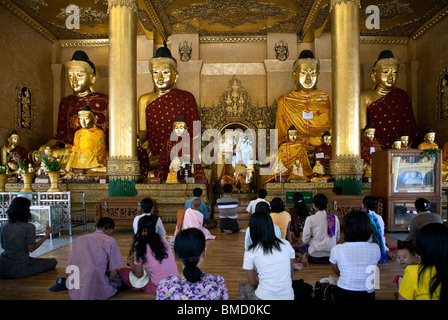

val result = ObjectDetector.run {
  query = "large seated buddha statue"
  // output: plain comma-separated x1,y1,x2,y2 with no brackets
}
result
65,105,107,176
275,50,331,152
138,43,201,178
264,125,312,183
360,50,418,149
39,50,108,165
154,115,207,183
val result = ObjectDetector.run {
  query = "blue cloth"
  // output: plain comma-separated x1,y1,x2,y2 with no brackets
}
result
366,210,387,264
184,197,209,220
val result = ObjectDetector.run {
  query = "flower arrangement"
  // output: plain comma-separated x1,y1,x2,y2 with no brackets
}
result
33,150,61,173
4,147,26,174
179,155,193,172
0,166,7,174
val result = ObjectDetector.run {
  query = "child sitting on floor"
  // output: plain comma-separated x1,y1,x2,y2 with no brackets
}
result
393,240,419,299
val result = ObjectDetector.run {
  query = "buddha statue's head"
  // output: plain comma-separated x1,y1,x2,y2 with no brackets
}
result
322,131,331,146
371,50,399,91
287,125,299,143
293,50,319,92
363,124,376,141
8,130,20,148
424,128,436,144
150,42,178,94
400,132,409,148
391,137,402,149
173,115,187,137
78,105,96,129
66,50,96,97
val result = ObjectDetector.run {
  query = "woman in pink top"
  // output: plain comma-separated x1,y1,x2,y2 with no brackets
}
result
119,215,178,294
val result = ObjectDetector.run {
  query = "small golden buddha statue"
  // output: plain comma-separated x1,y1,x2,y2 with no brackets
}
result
1,130,29,174
137,43,201,177
391,137,402,149
313,131,332,171
400,132,412,150
265,125,312,183
275,50,331,151
360,50,418,149
417,128,438,150
39,51,108,165
309,160,330,182
442,141,448,181
65,105,107,176
361,124,381,178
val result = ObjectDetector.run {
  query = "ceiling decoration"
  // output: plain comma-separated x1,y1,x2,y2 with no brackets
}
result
1,0,448,43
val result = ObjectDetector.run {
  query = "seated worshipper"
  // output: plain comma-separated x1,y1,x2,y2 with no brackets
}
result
400,132,413,150
39,50,108,165
299,194,340,266
216,183,239,234
417,128,439,150
360,49,418,149
244,202,282,250
406,198,443,242
1,130,29,174
184,187,215,229
154,115,207,182
270,197,292,243
65,105,107,174
156,228,229,300
264,125,312,183
119,215,178,294
313,131,332,171
361,124,381,179
329,210,381,300
362,196,388,263
241,209,295,300
132,198,166,237
246,188,269,216
0,197,57,279
177,198,215,240
289,192,310,243
66,217,124,300
275,49,331,151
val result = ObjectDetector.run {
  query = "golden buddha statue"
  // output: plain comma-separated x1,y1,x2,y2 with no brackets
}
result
309,160,330,182
138,43,201,177
313,131,332,171
400,132,413,150
442,141,448,181
154,115,207,183
391,137,402,149
265,125,312,183
39,51,108,165
65,105,107,175
417,128,439,150
361,124,381,179
1,130,29,174
360,50,418,149
275,50,331,151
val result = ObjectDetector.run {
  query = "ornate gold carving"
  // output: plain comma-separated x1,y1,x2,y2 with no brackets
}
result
179,41,192,62
15,81,35,134
275,41,288,61
107,155,140,178
412,6,448,40
108,0,138,13
360,0,413,21
59,39,109,47
57,6,108,28
360,36,409,44
329,155,364,179
437,67,448,120
200,35,266,43
330,0,361,8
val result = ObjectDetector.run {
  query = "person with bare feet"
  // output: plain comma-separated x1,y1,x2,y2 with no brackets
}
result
216,183,239,234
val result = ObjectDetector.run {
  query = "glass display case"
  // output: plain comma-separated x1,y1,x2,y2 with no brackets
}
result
371,149,442,232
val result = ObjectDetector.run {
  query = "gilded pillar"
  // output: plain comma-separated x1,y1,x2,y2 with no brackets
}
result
329,0,364,195
107,0,139,196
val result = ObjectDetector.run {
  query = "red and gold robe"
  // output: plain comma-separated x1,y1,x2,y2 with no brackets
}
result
145,89,201,157
275,90,331,151
313,143,331,169
54,93,108,146
367,87,418,149
361,138,381,166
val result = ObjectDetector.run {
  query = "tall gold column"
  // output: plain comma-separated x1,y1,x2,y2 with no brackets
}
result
107,0,139,196
329,0,364,195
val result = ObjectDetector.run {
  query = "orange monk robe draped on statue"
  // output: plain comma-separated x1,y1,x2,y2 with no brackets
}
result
264,141,312,183
275,90,331,151
54,93,108,146
145,89,201,157
66,127,107,169
367,87,418,149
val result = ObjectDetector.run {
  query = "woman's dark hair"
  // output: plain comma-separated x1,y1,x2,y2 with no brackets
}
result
6,197,31,223
414,198,430,212
363,196,379,211
248,207,281,254
140,198,154,213
415,223,448,300
174,228,205,283
342,210,373,242
313,194,328,211
130,215,167,264
270,197,285,213
293,192,309,219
